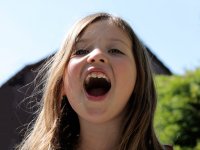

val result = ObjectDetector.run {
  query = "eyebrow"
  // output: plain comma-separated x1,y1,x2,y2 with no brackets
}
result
75,38,88,44
76,38,130,48
109,38,130,47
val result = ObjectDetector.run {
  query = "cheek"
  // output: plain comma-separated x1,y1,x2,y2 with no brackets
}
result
116,60,136,78
63,72,77,108
66,58,85,78
115,60,137,90
66,60,83,84
63,65,76,95
63,60,83,96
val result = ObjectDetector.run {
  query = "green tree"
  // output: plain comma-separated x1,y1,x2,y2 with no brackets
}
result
154,68,200,150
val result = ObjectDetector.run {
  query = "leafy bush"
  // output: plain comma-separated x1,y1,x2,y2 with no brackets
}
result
154,68,200,150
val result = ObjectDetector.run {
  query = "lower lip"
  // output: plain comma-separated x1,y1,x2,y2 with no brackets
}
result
85,92,108,102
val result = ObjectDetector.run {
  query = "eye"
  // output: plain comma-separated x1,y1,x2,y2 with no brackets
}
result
72,49,89,56
108,49,124,55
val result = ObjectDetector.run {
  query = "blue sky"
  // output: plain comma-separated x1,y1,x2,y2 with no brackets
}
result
0,0,200,86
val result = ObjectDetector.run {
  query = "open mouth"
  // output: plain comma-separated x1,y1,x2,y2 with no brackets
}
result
84,72,111,97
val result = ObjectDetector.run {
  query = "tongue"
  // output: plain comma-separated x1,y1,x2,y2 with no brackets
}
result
88,88,106,97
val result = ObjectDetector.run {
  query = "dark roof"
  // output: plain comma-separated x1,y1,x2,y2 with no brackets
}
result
146,47,172,75
1,56,48,88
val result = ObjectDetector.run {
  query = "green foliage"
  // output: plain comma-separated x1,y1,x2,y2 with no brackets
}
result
154,68,200,150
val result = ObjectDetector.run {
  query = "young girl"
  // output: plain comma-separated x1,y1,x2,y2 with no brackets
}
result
17,12,171,150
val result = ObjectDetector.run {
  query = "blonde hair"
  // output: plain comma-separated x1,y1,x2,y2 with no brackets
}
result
17,12,163,150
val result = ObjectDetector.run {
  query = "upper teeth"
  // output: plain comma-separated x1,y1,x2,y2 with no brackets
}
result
85,72,110,82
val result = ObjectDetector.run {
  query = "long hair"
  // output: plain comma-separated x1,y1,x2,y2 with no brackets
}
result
17,12,163,150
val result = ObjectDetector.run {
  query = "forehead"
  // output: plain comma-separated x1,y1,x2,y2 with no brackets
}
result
77,20,131,43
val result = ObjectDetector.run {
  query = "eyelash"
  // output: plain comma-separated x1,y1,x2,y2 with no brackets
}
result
72,49,89,56
108,49,124,55
72,48,124,56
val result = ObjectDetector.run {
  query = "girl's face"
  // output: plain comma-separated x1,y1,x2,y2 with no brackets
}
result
63,20,137,124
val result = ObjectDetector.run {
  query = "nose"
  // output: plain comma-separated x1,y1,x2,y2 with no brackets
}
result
87,48,108,64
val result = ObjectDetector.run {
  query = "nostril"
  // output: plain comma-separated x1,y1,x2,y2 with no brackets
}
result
88,58,106,64
100,59,105,63
90,59,95,63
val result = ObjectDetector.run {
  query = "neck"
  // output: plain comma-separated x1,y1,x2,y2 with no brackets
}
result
77,118,123,150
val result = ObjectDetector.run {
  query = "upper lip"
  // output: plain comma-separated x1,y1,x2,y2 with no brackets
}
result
82,66,111,84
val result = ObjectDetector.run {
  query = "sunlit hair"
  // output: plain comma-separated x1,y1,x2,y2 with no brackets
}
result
17,12,163,150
